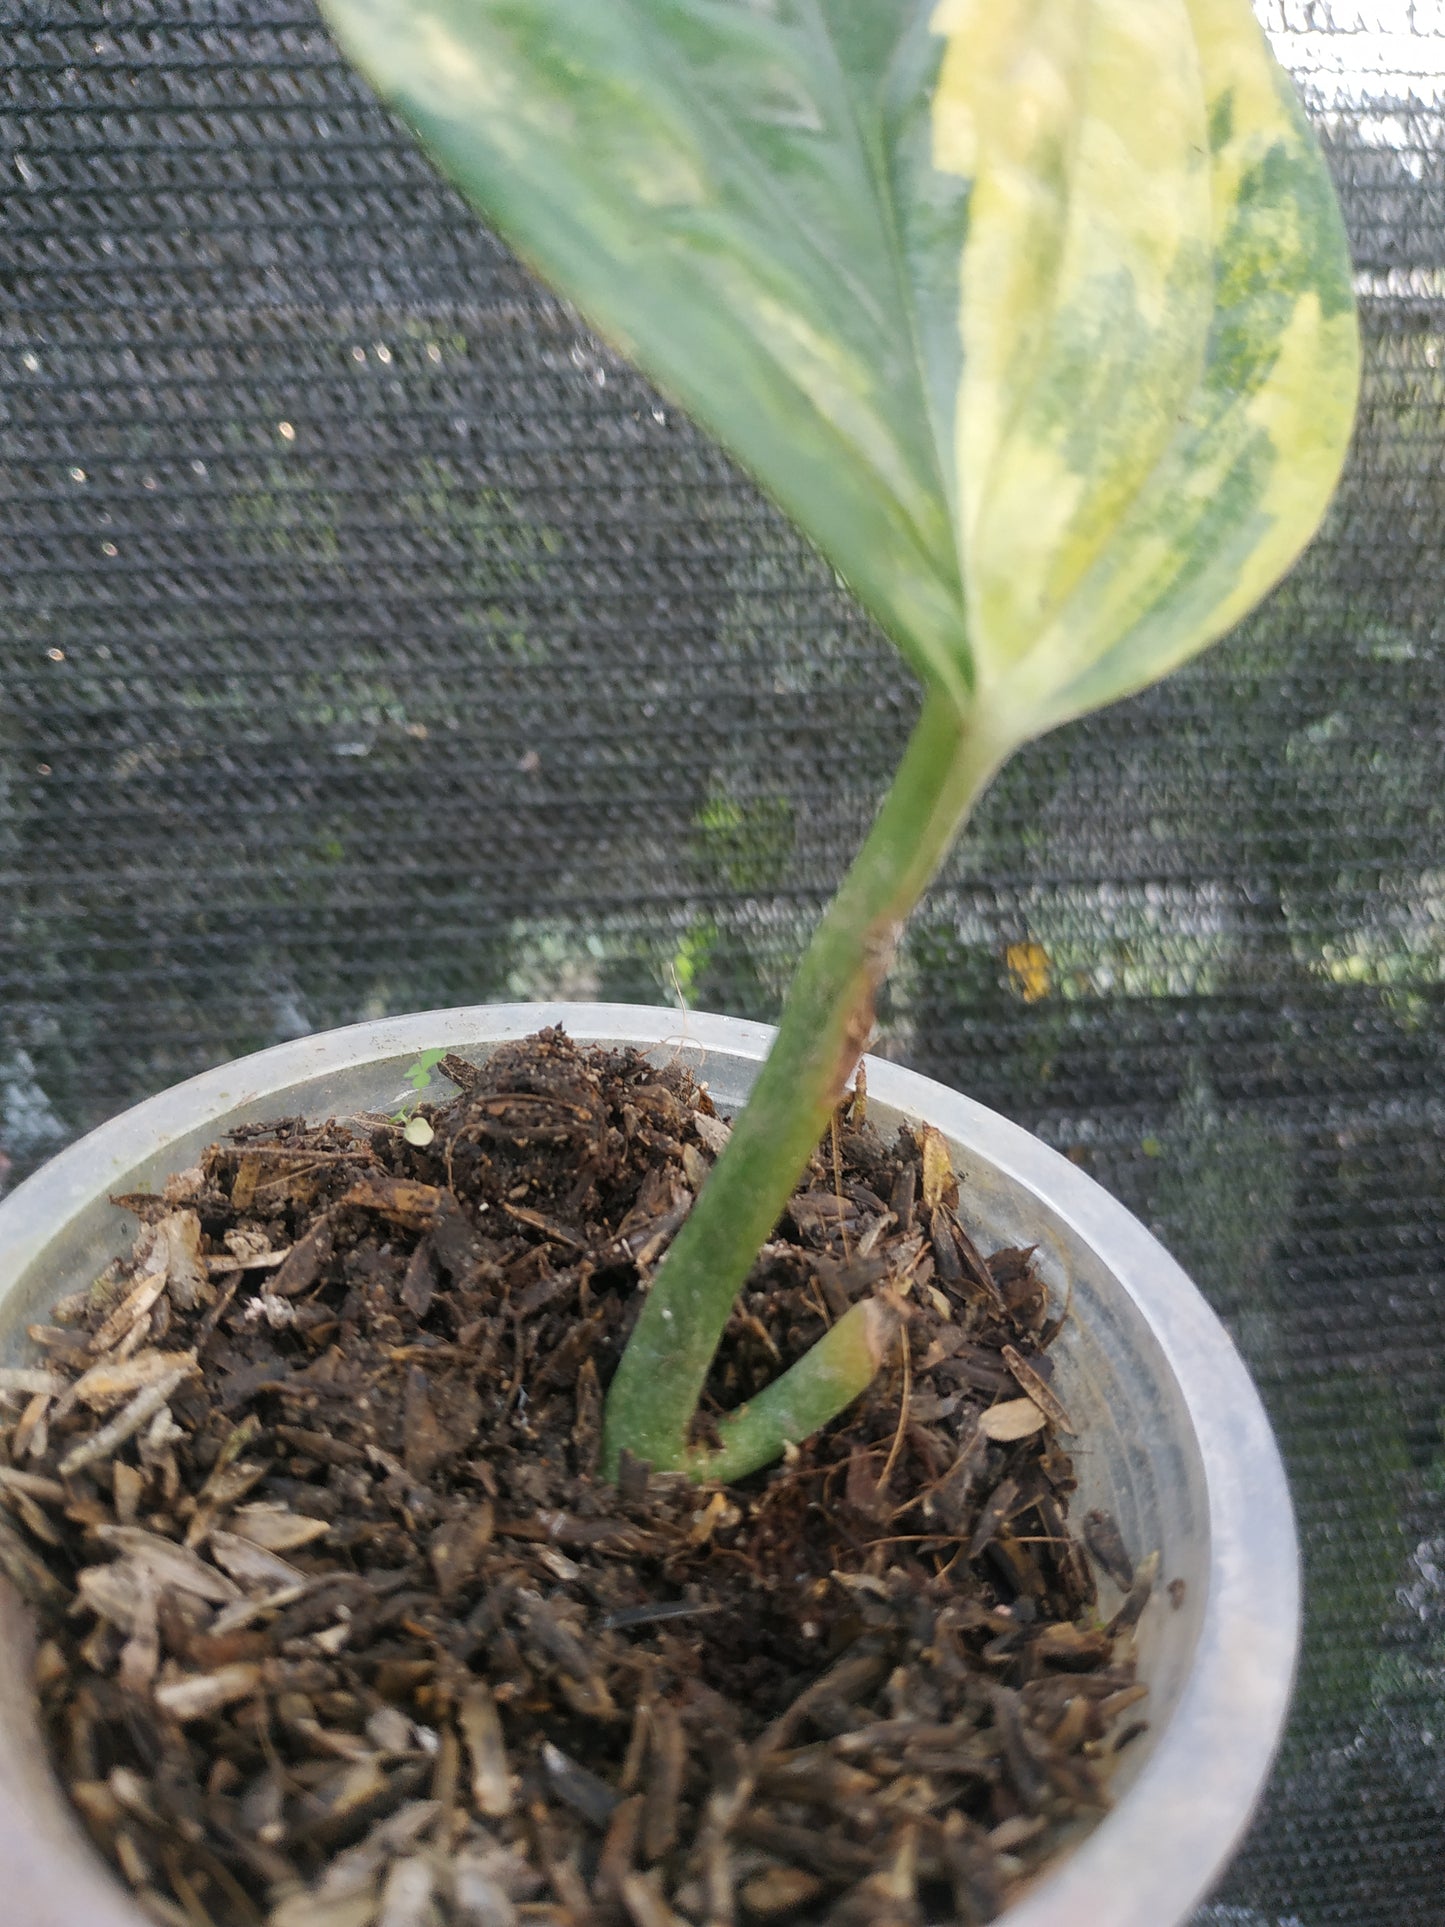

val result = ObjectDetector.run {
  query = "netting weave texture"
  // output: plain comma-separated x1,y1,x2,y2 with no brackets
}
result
2,3,1443,1920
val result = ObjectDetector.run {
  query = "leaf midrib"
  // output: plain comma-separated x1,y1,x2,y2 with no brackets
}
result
798,0,965,607
606,0,958,594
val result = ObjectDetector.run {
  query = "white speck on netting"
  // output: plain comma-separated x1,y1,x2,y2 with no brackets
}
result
375,344,392,364
46,647,65,662
22,352,39,371
101,542,118,557
0,1048,66,1159
191,459,207,476
68,466,85,482
278,421,295,441
1191,1909,1305,1927
426,342,442,362
1399,1536,1445,1623
351,345,366,362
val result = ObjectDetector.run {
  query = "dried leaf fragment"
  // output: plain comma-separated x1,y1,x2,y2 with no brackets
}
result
1082,1508,1135,1592
151,1209,212,1310
208,1528,307,1591
920,1125,956,1212
427,1502,494,1598
978,1396,1048,1442
542,1740,621,1827
273,1892,380,1927
154,1661,264,1721
317,1799,441,1901
183,1451,270,1548
340,1175,445,1230
403,1366,449,1479
0,1514,66,1607
78,1561,156,1634
12,1392,51,1462
1106,1549,1161,1635
0,1465,66,1504
96,1526,241,1603
620,1870,687,1927
458,1680,513,1817
271,1216,335,1298
59,1370,192,1476
95,1213,210,1337
1000,1344,1072,1431
88,1268,168,1355
229,1502,332,1552
58,1348,198,1420
378,1853,435,1927
451,1860,519,1927
641,1701,686,1862
0,1367,65,1398
740,1866,826,1916
117,1569,160,1694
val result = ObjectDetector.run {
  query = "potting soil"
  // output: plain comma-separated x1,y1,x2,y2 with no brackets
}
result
6,1031,1149,1927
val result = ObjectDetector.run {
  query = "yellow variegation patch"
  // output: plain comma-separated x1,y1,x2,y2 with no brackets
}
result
930,0,1359,744
933,0,1211,660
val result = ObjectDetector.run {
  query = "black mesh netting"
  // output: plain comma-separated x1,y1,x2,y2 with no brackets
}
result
1,3,1443,1920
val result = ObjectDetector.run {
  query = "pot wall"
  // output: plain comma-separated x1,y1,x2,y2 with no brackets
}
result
0,1003,1299,1927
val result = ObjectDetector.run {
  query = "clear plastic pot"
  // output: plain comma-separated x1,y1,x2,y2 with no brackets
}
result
0,1004,1298,1927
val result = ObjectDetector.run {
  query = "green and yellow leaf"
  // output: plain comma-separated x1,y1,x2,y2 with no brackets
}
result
319,0,1358,747
948,0,1361,737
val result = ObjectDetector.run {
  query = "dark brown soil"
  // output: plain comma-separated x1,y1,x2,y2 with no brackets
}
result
0,1029,1150,1927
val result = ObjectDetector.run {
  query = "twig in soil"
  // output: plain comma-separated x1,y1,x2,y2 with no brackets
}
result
878,1324,912,1491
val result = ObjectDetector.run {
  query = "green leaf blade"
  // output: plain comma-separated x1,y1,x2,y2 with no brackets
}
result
321,0,977,705
320,0,1358,748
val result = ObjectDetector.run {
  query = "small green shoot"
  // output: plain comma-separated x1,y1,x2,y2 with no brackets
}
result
404,1047,448,1094
389,1046,449,1133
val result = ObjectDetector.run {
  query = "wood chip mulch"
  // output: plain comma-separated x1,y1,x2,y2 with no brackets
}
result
0,1028,1153,1927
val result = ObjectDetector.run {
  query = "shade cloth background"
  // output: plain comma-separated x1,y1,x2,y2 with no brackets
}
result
2,3,1443,1919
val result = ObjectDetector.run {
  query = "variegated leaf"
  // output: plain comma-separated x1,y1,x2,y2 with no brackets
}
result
319,0,1358,746
948,0,1361,737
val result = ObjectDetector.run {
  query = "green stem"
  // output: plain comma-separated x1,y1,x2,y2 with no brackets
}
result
601,688,1009,1481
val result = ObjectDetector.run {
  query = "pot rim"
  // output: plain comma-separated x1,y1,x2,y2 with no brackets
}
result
0,1001,1299,1927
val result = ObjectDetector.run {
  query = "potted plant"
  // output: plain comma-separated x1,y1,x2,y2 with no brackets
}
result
311,0,1359,1493
1,1004,1299,1927
0,2,1357,1923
